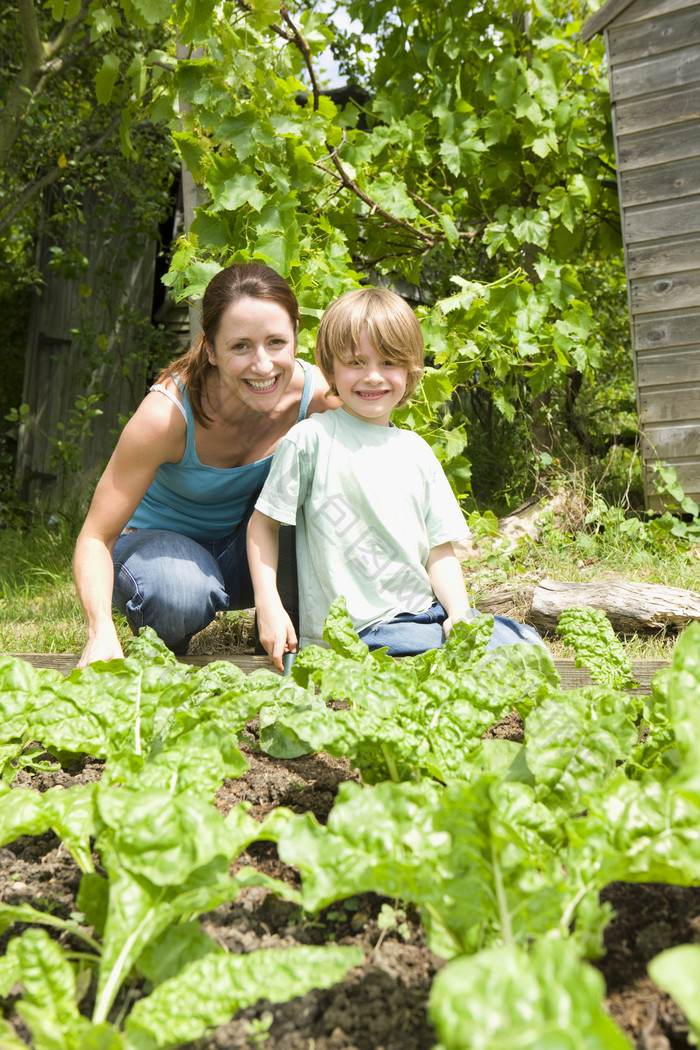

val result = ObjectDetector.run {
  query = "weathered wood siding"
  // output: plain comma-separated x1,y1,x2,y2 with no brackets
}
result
582,0,700,509
17,192,158,508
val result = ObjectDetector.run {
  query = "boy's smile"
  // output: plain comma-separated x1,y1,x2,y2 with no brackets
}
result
332,330,408,426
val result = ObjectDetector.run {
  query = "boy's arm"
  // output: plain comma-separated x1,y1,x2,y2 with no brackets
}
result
247,509,298,672
426,542,473,638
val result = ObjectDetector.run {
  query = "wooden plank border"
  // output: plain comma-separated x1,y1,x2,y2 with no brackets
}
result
3,653,669,694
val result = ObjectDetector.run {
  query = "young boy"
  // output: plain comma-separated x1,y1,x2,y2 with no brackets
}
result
247,287,543,671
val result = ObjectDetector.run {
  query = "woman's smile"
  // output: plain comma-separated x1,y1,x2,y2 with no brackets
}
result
206,297,297,411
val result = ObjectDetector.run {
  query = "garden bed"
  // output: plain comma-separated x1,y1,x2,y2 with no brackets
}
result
2,723,697,1050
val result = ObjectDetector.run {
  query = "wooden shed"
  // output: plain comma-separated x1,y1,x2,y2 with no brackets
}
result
17,188,189,511
580,0,700,510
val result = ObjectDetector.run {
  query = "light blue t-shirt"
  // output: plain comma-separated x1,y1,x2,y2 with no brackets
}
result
255,408,469,646
127,360,314,541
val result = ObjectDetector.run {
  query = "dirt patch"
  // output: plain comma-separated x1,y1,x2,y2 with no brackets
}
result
1,735,698,1049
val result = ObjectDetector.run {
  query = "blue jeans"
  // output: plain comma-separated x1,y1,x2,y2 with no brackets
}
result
112,523,298,654
357,601,545,657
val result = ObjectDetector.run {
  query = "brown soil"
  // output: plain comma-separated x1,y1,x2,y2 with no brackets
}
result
1,723,699,1050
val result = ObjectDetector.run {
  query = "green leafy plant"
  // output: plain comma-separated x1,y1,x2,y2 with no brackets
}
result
258,597,557,783
429,938,634,1050
648,945,700,1045
3,607,700,1047
0,633,362,1046
556,606,637,690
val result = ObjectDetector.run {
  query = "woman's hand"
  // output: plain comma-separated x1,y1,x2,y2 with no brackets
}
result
256,599,297,673
77,624,125,668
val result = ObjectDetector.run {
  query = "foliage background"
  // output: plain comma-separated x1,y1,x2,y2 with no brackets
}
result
1,0,638,520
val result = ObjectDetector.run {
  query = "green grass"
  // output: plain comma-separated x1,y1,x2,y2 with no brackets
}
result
0,520,254,656
461,496,700,661
0,521,116,654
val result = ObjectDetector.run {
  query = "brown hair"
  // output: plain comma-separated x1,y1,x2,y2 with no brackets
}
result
156,263,301,426
315,287,424,407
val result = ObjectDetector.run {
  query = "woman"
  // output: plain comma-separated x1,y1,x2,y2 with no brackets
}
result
73,262,338,667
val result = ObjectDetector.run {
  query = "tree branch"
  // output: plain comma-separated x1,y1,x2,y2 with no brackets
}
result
44,0,92,61
279,3,321,110
1,0,92,169
17,0,44,72
277,3,439,253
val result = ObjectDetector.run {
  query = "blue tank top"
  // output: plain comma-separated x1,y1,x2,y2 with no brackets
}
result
126,359,314,541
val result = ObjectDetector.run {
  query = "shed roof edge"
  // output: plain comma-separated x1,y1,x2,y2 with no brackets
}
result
580,0,638,40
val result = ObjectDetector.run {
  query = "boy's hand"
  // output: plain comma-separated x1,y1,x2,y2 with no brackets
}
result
256,600,298,673
442,611,474,639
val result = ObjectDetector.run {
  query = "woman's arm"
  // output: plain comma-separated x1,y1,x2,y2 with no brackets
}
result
247,509,298,672
73,391,186,667
426,542,472,638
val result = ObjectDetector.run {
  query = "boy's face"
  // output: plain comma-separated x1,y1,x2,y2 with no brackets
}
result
332,330,408,427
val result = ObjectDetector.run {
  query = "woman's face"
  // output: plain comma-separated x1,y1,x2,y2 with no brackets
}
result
206,296,297,412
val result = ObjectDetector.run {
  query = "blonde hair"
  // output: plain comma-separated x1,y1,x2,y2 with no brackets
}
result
315,287,424,407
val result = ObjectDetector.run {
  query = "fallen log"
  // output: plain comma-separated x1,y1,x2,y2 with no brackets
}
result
528,578,700,634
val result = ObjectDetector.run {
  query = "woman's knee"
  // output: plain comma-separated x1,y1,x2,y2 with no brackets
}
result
112,531,227,648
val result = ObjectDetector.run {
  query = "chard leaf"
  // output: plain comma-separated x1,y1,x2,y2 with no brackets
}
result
429,939,633,1049
28,664,196,763
95,786,239,886
92,784,276,1024
77,873,109,937
570,773,700,887
0,950,21,996
0,741,25,782
0,656,57,743
134,922,224,986
276,777,581,958
105,724,248,797
0,784,97,872
525,686,641,816
6,928,120,1050
289,643,338,687
0,903,101,951
262,634,557,784
648,944,700,1042
322,596,371,661
665,621,700,776
124,945,363,1050
429,615,493,667
556,606,636,690
260,693,424,783
258,691,326,758
169,660,267,738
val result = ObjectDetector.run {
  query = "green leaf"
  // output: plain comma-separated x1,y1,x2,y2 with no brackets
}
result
556,607,636,690
0,784,97,872
276,776,580,958
665,622,700,775
5,928,114,1050
131,0,175,21
124,946,363,1049
177,260,222,300
322,596,371,661
429,939,633,1050
649,944,700,1042
206,163,267,213
95,54,120,105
